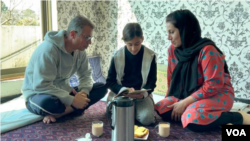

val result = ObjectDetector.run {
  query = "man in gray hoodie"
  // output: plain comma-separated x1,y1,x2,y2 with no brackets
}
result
22,15,107,124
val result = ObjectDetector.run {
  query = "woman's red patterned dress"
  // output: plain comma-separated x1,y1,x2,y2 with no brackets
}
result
155,45,234,128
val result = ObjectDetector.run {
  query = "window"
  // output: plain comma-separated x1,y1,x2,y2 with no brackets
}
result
1,0,53,80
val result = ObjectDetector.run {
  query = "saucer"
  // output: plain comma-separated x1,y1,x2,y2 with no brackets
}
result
134,132,149,140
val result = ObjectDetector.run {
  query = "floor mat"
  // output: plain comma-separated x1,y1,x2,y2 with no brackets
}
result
0,96,43,134
1,101,222,141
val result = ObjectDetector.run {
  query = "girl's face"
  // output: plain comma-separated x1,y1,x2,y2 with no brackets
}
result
125,36,144,55
166,22,182,48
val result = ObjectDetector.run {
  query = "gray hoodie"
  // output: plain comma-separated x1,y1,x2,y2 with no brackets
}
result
21,30,93,106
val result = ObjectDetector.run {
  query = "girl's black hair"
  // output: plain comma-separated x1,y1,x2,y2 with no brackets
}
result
122,23,143,41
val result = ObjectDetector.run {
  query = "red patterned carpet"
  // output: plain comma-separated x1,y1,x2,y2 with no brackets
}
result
1,101,222,141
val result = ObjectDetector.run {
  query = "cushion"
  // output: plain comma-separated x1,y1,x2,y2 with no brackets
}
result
0,96,43,133
230,102,250,113
69,56,106,87
153,63,168,96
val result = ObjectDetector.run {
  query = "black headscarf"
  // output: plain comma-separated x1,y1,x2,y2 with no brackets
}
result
167,10,229,99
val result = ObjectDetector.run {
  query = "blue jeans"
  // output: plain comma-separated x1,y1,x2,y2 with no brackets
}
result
26,83,107,116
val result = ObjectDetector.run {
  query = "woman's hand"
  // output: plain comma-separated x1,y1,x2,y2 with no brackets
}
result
168,96,196,121
168,101,187,121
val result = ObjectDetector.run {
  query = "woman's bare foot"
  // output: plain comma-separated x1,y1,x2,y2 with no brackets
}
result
43,115,56,124
238,111,250,125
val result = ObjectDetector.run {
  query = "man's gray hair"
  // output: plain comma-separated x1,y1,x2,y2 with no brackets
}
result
67,15,94,36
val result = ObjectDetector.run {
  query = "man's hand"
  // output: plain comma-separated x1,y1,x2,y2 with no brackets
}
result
72,91,90,109
168,101,187,121
71,89,78,95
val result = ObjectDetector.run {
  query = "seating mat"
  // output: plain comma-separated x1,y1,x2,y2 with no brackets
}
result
0,96,43,133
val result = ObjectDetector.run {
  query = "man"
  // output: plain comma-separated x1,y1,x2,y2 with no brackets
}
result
22,15,107,124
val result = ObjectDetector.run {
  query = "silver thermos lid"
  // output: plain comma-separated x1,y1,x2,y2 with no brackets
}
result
113,96,134,107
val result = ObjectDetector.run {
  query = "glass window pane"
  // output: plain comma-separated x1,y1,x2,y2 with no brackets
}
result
1,0,41,69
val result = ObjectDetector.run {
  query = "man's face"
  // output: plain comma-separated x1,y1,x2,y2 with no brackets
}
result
75,26,93,51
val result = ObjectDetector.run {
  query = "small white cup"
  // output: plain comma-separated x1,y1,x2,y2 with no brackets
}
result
157,122,170,137
92,121,103,137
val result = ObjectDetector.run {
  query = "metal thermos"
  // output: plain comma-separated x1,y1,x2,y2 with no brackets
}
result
107,96,134,141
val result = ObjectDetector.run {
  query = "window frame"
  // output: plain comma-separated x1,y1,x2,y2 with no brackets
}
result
1,1,53,81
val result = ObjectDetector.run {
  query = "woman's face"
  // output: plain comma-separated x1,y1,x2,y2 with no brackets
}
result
166,22,182,47
125,36,144,55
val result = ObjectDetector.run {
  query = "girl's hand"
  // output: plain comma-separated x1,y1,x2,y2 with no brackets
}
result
128,87,135,93
123,88,144,99
125,93,144,99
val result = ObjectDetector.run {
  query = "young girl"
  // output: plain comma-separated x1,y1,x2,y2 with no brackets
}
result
106,23,157,125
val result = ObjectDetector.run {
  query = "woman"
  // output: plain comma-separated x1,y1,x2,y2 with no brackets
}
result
106,23,157,125
155,9,250,132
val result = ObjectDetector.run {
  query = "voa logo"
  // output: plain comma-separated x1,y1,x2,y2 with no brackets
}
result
226,129,246,136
